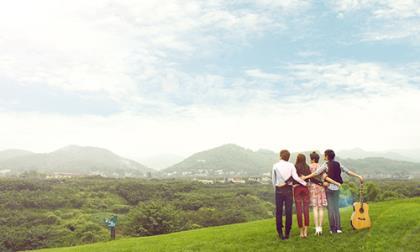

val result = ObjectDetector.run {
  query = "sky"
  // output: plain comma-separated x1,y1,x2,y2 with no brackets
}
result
0,0,420,160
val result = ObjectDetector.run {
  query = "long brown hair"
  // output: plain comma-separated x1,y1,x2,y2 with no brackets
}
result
295,153,310,176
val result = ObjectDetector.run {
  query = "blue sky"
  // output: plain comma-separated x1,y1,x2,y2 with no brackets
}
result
0,0,419,158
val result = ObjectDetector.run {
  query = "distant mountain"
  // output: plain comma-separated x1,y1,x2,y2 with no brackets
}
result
0,149,34,162
164,144,323,177
0,145,154,178
340,157,420,179
2,144,419,179
139,154,185,170
164,144,278,176
338,148,412,161
163,144,420,178
389,149,420,163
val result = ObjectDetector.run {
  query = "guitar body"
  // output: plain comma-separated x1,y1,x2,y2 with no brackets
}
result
351,202,371,229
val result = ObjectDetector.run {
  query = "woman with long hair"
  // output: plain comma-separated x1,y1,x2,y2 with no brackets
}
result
294,153,311,238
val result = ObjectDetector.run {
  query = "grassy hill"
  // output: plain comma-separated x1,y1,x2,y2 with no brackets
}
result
36,197,420,252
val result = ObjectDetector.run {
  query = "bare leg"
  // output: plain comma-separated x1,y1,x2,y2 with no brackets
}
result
313,206,319,228
319,207,324,233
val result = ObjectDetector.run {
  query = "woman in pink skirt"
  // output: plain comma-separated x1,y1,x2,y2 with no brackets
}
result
309,151,328,235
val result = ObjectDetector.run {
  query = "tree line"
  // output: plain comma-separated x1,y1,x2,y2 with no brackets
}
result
0,176,419,251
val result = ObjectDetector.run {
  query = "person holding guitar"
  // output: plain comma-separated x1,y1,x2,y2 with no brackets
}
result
302,149,363,234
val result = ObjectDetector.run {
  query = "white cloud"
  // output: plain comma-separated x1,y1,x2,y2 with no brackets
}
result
1,1,420,157
245,68,283,81
245,62,417,101
297,51,322,57
330,0,374,12
329,0,420,42
284,62,413,96
0,0,308,111
1,86,420,158
1,62,420,157
253,0,311,11
361,19,420,42
372,0,420,19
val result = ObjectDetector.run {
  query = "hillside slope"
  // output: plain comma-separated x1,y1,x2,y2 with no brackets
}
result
0,146,154,177
37,198,420,252
0,149,34,162
163,144,420,178
164,144,278,176
340,157,420,178
338,148,411,161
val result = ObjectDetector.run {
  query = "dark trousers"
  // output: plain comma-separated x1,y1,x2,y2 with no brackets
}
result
110,227,116,240
275,186,293,236
326,189,341,232
294,186,310,228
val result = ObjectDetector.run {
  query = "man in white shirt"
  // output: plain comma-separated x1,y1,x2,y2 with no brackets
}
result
272,150,307,240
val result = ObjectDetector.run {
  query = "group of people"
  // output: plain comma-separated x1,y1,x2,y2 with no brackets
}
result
272,149,363,239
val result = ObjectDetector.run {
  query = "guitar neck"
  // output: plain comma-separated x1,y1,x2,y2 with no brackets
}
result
359,183,364,204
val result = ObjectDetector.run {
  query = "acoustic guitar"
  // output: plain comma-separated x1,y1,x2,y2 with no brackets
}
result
351,182,371,230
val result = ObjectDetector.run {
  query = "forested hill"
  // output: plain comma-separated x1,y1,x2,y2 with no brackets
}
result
164,144,278,176
340,157,420,179
37,198,420,252
0,145,153,177
163,144,420,178
1,144,419,178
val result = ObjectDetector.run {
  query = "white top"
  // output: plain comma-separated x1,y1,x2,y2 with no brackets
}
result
272,160,307,187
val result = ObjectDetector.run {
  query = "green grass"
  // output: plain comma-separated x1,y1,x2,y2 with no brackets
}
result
36,198,420,252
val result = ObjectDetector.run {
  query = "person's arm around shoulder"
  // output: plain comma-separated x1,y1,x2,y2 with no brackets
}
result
291,164,307,186
302,162,327,180
322,173,341,187
272,164,277,187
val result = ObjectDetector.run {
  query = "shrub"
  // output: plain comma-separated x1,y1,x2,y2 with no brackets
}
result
112,204,131,214
125,201,188,236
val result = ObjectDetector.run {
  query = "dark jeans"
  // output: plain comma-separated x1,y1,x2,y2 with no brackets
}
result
294,186,310,228
275,186,293,236
326,189,341,232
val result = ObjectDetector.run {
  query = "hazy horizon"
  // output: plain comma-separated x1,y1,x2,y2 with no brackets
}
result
1,143,419,165
1,1,420,158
